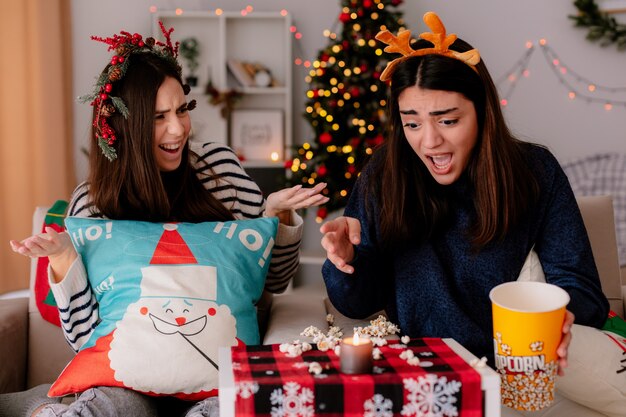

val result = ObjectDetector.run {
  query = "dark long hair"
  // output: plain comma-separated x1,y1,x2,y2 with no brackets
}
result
87,52,234,222
369,38,539,250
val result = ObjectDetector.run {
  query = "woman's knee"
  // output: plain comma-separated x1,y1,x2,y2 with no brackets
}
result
37,387,158,417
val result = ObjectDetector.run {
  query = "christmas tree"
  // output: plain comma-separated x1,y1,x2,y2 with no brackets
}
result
285,0,406,221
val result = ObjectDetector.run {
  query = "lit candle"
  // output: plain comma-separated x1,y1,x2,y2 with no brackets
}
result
340,333,373,374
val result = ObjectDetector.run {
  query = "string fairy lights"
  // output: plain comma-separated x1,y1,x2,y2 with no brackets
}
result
149,5,264,17
495,41,535,107
496,38,626,110
148,3,624,221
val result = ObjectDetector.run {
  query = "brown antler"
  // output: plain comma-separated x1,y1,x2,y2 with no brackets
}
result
375,11,481,81
375,29,414,56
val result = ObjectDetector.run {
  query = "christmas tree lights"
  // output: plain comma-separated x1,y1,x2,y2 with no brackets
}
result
285,0,406,222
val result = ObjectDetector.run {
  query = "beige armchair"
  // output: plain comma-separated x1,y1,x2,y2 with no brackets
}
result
0,195,624,397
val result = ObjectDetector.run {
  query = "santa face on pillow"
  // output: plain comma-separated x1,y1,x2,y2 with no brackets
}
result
108,263,238,395
51,218,277,400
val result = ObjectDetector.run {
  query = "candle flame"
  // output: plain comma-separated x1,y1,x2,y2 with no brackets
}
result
353,332,360,345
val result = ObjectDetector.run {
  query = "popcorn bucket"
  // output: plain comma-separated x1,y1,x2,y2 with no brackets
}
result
489,281,570,411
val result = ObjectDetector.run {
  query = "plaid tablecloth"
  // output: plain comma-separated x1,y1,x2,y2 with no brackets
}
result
231,338,482,417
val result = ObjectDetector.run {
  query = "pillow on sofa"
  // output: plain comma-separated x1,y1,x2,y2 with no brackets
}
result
517,249,626,417
557,324,626,417
49,216,278,401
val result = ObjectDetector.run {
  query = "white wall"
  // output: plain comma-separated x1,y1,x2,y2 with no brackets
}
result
405,0,626,163
72,0,626,182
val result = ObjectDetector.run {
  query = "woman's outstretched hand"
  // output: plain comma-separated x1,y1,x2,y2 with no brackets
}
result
10,227,73,258
320,216,361,274
10,227,77,283
265,182,329,225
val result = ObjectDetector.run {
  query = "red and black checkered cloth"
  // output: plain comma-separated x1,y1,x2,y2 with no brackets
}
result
231,338,482,417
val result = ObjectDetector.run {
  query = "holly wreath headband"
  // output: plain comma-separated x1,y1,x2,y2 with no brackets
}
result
375,11,481,81
80,22,196,161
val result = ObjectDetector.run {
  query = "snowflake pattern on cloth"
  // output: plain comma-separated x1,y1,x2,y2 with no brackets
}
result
270,381,315,417
363,393,394,417
236,381,259,399
230,339,482,417
401,374,462,417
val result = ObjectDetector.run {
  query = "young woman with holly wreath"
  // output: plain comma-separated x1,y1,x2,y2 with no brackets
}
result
3,23,327,417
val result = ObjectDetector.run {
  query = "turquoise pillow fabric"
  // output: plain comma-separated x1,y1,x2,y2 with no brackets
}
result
49,216,278,400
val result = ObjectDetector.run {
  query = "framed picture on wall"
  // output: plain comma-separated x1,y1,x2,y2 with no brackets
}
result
230,109,284,162
598,0,626,13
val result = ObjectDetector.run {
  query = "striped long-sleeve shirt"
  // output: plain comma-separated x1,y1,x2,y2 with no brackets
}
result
51,142,303,351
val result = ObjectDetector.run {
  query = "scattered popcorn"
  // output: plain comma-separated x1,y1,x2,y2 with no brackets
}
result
327,326,343,338
300,324,343,350
529,341,544,352
399,349,415,360
317,339,332,352
287,345,302,357
407,356,421,366
308,361,323,375
301,326,322,338
501,343,512,355
288,316,405,360
469,356,488,369
372,347,382,360
370,336,388,347
354,315,401,340
279,340,313,358
401,335,411,344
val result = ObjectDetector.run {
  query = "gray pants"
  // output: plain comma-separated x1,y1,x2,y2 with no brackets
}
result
37,387,218,417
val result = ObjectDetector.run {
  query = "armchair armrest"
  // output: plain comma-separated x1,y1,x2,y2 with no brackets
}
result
0,297,28,394
622,266,626,311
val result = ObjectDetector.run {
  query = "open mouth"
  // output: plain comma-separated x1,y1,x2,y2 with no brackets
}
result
159,143,181,154
428,154,452,171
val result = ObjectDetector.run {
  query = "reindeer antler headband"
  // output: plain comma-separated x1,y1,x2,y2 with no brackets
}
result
79,22,196,161
375,11,481,82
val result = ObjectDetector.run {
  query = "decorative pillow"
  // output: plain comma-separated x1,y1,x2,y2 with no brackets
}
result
49,216,278,401
556,324,626,417
517,250,626,417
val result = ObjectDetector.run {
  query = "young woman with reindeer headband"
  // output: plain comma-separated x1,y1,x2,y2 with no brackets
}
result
321,11,609,410
5,23,327,417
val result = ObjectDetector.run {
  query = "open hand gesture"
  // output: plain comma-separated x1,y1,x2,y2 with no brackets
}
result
10,227,77,282
320,216,361,274
10,227,73,259
265,182,329,224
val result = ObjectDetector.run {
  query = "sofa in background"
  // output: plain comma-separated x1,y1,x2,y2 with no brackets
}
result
0,196,624,417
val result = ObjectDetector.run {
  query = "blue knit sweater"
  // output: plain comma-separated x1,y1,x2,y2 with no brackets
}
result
323,144,609,361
